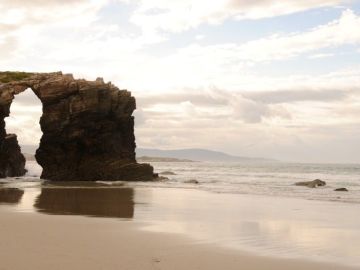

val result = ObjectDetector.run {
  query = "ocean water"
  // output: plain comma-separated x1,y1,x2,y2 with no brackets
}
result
19,160,360,204
145,161,360,204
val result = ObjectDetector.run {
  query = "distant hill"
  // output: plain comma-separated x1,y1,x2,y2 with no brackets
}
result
21,145,276,163
136,148,277,163
137,156,195,162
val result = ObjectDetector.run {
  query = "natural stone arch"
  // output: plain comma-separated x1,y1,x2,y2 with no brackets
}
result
0,72,154,181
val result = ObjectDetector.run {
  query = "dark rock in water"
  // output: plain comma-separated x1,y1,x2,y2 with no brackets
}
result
0,134,26,177
185,179,199,184
0,71,154,181
152,173,169,181
157,176,169,181
160,171,176,175
295,179,326,188
334,188,348,192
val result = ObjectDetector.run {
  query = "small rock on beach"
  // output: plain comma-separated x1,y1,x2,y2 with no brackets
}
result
334,188,348,192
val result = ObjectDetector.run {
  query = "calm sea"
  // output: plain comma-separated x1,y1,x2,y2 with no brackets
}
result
3,160,359,204
20,160,360,204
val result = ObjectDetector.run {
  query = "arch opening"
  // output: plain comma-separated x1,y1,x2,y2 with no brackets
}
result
5,88,43,177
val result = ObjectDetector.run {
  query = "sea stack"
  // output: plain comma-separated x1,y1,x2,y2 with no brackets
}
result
0,71,154,181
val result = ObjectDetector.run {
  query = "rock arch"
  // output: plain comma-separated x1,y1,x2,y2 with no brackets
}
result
0,72,154,181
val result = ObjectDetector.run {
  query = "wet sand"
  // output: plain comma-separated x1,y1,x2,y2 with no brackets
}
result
0,185,359,270
0,210,356,270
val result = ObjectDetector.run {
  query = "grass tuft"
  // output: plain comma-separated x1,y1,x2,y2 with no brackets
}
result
0,71,34,83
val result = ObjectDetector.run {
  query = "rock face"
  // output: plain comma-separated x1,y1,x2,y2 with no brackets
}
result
295,179,326,188
0,71,154,181
0,134,26,177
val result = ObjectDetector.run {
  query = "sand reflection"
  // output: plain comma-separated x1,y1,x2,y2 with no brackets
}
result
133,188,360,266
0,188,24,204
35,187,134,219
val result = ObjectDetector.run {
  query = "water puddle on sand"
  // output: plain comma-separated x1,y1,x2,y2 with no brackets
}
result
0,182,135,219
35,187,134,218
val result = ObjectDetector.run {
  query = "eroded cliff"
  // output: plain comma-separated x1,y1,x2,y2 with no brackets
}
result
0,71,154,181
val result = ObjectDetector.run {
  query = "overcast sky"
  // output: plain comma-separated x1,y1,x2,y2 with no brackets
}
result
1,0,360,163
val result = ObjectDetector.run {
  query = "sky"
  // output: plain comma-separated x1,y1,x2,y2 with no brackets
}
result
1,0,360,163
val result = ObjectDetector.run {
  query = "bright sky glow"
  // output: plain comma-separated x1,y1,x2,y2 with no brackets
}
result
1,0,360,163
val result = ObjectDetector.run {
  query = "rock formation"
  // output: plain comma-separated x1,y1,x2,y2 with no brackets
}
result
0,134,26,177
0,71,154,181
334,188,348,192
295,179,326,188
184,179,199,184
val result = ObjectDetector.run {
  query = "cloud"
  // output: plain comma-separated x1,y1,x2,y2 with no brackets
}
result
133,108,147,127
130,0,346,33
230,94,270,123
308,53,335,59
137,90,229,107
2,3,359,95
243,89,353,104
172,9,360,63
229,0,344,19
0,36,18,58
0,0,108,34
132,77,360,162
9,88,42,107
136,86,357,125
1,0,86,5
112,10,360,92
134,98,360,163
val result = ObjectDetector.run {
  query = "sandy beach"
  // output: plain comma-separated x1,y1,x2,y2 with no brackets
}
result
0,184,359,270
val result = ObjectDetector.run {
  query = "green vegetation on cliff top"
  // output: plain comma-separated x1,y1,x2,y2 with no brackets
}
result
0,72,34,83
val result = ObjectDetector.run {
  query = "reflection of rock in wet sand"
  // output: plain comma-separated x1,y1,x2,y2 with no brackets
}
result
35,188,134,218
0,188,24,204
